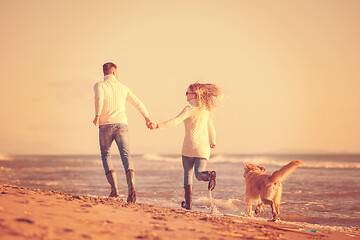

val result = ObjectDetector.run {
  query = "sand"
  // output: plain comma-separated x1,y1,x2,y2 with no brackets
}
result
0,185,358,240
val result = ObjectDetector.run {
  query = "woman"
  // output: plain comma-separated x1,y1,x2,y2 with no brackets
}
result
150,83,223,210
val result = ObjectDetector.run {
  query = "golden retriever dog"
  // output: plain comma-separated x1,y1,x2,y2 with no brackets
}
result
243,160,302,221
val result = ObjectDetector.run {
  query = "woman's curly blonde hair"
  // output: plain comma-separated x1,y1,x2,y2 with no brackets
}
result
188,83,223,111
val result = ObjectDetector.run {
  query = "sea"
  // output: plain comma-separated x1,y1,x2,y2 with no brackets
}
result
0,153,359,233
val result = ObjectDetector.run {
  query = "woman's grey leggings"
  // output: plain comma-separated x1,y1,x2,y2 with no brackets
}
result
182,155,208,185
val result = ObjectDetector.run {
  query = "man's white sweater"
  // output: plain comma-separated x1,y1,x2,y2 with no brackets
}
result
158,99,216,160
94,75,149,125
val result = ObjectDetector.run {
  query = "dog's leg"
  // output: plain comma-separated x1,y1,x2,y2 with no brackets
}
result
255,202,264,215
274,202,280,218
246,198,253,217
271,204,279,221
263,199,278,221
273,188,281,220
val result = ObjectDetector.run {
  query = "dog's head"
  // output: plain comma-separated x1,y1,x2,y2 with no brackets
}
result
243,164,266,177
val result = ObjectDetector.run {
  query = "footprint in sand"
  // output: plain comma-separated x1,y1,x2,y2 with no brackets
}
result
80,204,93,208
164,226,175,232
137,230,162,240
81,234,92,239
63,228,74,232
17,199,30,204
15,218,34,224
152,216,166,221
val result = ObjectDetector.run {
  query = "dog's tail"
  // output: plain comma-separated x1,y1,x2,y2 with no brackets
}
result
270,160,302,183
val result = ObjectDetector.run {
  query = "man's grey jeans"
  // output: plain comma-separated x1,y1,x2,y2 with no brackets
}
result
99,124,134,174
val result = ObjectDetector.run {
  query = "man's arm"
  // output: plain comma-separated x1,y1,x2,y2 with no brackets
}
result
93,83,104,126
93,115,100,126
126,89,154,127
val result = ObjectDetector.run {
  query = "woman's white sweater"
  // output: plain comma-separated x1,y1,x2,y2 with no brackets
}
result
158,99,216,160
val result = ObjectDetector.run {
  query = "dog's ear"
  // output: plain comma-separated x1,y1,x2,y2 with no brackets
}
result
244,164,252,172
257,166,266,172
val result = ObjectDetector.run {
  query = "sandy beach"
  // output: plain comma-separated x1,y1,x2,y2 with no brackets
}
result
0,185,358,240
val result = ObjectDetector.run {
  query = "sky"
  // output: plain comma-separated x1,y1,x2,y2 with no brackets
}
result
0,0,359,155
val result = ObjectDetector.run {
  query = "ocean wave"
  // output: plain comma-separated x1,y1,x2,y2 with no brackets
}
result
281,213,360,228
45,181,60,186
139,154,360,169
0,166,12,172
301,161,360,169
193,196,245,212
210,155,289,166
140,154,181,162
0,154,12,161
208,155,360,169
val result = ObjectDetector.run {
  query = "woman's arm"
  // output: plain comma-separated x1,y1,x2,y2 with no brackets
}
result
157,106,193,129
208,115,216,148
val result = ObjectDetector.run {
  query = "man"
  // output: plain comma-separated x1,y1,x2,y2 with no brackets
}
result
93,62,153,203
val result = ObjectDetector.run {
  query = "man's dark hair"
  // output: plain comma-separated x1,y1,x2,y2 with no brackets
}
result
103,62,117,75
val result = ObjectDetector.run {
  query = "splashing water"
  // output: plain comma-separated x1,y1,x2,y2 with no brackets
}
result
209,190,220,215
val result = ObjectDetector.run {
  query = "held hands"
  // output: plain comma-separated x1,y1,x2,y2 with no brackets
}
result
145,117,158,130
148,122,158,130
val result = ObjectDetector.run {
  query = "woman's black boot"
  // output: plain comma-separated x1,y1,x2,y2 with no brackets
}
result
181,184,192,210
